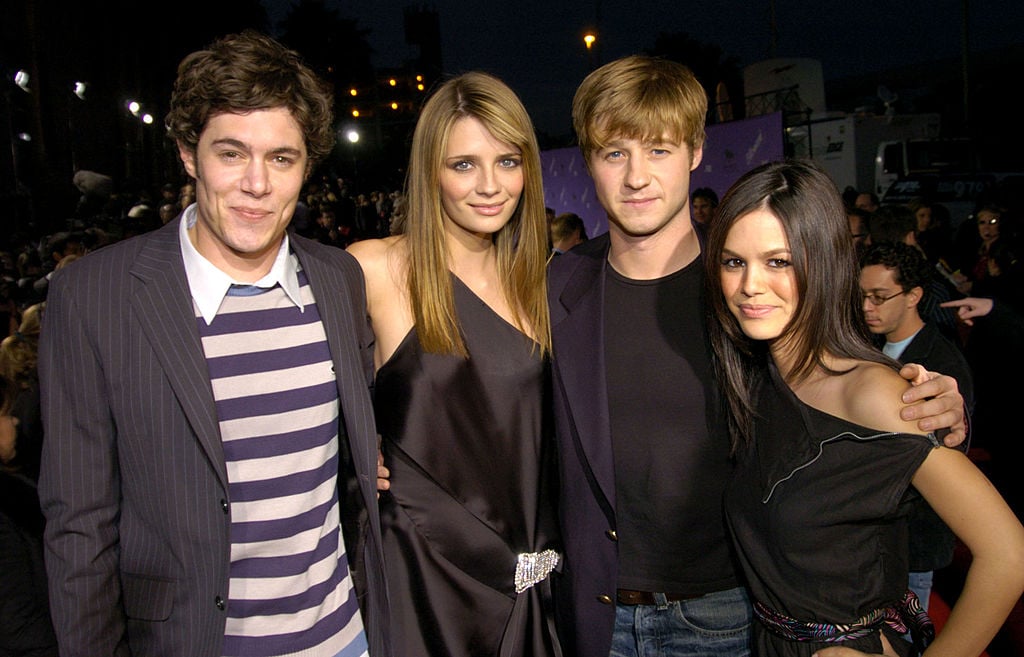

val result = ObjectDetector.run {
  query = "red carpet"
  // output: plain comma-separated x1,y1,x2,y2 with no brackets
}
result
932,539,1024,657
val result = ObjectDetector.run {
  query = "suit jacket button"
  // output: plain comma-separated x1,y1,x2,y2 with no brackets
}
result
597,594,614,605
215,596,226,611
220,499,229,514
605,529,618,541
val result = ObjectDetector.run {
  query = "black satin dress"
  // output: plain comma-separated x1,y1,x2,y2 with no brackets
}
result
374,276,561,657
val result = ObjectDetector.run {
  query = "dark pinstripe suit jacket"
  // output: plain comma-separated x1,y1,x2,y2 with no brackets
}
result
37,219,390,656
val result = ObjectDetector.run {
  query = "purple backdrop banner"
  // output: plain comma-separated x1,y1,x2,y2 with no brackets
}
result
541,112,784,238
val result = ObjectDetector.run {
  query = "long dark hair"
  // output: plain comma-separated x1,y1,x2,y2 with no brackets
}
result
704,160,892,450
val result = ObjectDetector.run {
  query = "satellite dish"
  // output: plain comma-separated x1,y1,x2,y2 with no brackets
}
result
877,85,899,119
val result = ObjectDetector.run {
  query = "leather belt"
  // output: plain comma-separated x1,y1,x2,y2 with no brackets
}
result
616,588,704,605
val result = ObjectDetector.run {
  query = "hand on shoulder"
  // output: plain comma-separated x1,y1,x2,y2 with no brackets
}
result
845,362,925,436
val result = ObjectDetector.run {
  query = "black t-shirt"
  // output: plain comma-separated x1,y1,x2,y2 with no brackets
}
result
604,256,740,594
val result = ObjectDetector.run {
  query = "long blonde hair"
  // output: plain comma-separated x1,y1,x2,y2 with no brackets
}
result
404,71,550,356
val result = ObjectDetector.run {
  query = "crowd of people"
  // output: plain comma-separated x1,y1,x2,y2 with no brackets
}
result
2,28,1022,657
839,183,1024,518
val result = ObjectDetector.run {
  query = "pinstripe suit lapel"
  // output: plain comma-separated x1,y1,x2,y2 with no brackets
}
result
128,221,228,491
292,238,390,657
294,243,375,480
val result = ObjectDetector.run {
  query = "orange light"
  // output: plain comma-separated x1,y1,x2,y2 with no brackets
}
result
390,102,399,110
349,88,358,97
415,75,423,82
584,33,596,50
417,83,424,91
351,109,360,118
389,78,397,86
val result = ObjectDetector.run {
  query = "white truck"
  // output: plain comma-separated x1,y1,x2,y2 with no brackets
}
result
737,58,1016,228
874,138,1024,228
741,58,960,199
784,113,943,196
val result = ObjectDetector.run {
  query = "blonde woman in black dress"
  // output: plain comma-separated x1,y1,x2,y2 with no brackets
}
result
348,72,559,657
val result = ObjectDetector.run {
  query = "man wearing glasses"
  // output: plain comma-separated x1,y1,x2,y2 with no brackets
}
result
860,240,975,616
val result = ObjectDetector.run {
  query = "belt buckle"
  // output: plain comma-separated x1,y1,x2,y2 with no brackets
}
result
617,589,651,605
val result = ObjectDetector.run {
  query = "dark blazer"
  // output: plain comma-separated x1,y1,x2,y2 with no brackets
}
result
898,322,975,572
900,322,974,414
547,234,620,657
38,219,390,657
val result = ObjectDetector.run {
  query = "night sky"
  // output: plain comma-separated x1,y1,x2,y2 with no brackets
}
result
4,0,1022,232
267,0,1024,136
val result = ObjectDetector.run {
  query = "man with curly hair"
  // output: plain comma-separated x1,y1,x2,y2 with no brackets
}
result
38,32,389,657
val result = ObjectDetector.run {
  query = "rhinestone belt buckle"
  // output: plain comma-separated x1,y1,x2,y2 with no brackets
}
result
514,549,560,594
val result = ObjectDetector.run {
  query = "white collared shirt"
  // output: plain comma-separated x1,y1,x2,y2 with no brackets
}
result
178,203,305,324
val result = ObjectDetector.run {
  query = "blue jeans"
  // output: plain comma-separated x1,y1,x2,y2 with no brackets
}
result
908,570,933,612
610,586,752,657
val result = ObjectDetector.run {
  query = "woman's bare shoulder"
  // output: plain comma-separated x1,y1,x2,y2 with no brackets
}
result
843,361,924,435
348,236,408,283
346,235,403,267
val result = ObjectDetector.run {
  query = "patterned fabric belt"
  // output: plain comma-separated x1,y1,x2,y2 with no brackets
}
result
514,549,560,594
754,589,934,654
